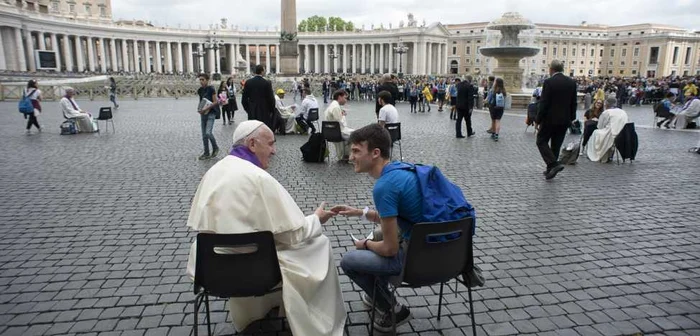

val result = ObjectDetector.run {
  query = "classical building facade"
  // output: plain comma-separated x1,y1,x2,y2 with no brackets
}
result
1,1,699,78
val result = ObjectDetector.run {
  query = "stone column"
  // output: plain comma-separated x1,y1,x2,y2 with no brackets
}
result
75,36,84,72
145,41,152,73
322,44,328,73
412,42,418,74
276,44,281,73
132,39,139,72
341,44,346,73
86,37,95,71
361,44,366,74
352,44,357,73
121,40,129,72
426,42,432,74
25,29,36,71
388,43,394,73
15,28,27,71
63,35,73,72
98,37,107,72
186,43,193,73
314,44,319,73
370,44,376,74
265,45,271,73
0,33,5,70
109,39,117,71
153,41,162,73
50,33,61,70
255,44,261,66
37,32,45,50
244,44,250,74
379,43,384,73
165,42,173,73
435,43,441,75
228,44,235,74
303,45,309,73
199,45,205,73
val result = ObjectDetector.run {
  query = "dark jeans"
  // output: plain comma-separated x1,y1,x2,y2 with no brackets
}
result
295,115,316,134
536,124,569,169
222,106,233,124
200,112,218,154
341,249,404,312
26,113,40,130
456,108,473,136
409,96,417,111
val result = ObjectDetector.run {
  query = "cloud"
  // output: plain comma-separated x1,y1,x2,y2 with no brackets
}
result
111,0,700,31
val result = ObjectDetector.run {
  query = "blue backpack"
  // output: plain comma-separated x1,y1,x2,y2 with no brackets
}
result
495,93,505,108
18,89,35,114
385,162,477,234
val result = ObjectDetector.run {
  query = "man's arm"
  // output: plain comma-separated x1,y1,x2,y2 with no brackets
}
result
241,82,250,111
536,80,551,124
364,217,400,257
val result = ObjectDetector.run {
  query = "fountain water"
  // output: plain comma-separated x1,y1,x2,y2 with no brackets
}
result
480,12,540,108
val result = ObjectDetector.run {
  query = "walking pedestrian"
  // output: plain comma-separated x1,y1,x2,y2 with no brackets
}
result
486,78,507,141
108,77,119,109
24,79,42,134
197,73,220,160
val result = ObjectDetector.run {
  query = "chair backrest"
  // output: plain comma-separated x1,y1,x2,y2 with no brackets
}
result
400,217,474,287
322,121,343,142
98,107,113,120
307,108,319,122
385,123,401,142
194,232,282,298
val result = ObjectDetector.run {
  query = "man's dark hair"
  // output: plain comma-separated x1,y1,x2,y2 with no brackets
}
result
198,73,209,81
303,88,311,95
348,124,392,160
332,89,347,100
254,64,265,75
377,90,392,104
488,76,495,82
454,78,461,83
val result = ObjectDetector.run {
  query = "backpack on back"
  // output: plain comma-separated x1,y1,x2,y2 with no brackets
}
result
18,90,35,114
495,93,505,108
300,133,327,163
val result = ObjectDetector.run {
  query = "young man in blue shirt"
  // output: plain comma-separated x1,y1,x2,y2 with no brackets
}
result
332,124,422,331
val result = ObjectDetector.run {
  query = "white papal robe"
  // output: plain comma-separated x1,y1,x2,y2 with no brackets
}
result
586,108,628,162
186,156,346,335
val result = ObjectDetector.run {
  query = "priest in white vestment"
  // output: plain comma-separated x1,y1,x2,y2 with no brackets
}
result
274,89,298,134
324,89,354,161
587,97,629,162
186,120,346,335
60,87,95,133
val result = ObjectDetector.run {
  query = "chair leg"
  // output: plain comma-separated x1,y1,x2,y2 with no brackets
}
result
438,282,444,321
193,294,201,336
398,141,402,161
391,286,398,335
369,277,377,335
204,294,212,336
468,286,476,336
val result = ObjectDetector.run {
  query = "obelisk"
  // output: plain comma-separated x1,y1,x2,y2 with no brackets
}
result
279,0,299,74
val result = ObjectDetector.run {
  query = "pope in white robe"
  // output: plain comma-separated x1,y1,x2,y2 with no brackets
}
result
324,91,354,161
60,87,95,133
275,90,298,134
587,106,629,162
186,120,346,335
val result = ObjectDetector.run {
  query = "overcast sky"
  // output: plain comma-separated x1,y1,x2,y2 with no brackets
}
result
112,0,700,31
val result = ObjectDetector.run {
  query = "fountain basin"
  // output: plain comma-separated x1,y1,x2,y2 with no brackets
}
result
480,47,540,58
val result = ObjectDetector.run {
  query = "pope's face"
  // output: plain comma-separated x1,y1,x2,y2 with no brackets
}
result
251,128,276,169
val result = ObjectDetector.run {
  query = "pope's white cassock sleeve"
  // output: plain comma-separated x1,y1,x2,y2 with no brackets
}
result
186,156,346,336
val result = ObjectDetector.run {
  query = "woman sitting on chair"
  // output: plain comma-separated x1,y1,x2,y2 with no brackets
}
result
582,99,604,148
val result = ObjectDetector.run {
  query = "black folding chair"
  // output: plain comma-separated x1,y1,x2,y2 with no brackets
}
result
384,123,402,161
369,217,477,336
193,232,283,336
307,108,319,130
322,121,344,161
97,107,115,133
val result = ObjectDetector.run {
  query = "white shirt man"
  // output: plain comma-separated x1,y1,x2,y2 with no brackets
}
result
377,91,399,127
299,92,319,119
587,98,629,162
60,87,95,132
324,90,354,161
186,121,346,335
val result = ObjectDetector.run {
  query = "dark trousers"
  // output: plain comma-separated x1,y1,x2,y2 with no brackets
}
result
456,108,473,137
295,115,316,134
26,113,40,130
536,124,569,169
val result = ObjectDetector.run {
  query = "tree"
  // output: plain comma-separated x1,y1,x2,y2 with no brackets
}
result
298,15,353,32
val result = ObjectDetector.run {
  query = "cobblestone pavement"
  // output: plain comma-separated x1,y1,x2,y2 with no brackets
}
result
0,96,699,336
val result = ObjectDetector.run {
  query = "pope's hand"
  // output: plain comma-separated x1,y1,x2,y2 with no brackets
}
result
330,205,362,217
314,202,336,224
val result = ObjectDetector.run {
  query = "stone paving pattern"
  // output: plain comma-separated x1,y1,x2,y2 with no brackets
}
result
0,95,699,336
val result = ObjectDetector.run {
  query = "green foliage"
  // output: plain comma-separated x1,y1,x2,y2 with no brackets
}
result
298,15,354,32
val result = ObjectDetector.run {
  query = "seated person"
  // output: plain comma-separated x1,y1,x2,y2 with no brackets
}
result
671,91,700,129
587,97,629,162
582,99,605,148
296,88,318,134
186,121,346,335
377,90,399,127
274,89,297,134
324,89,354,162
655,92,676,129
60,87,95,133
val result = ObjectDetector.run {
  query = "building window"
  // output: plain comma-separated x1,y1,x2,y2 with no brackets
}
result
100,6,106,17
633,61,637,65
542,47,547,55
649,47,659,64
622,49,627,57
608,70,613,74
465,46,470,55
610,49,615,57
590,49,594,57
563,48,567,57
542,60,546,64
620,70,624,74
69,4,75,13
51,0,59,12
632,70,637,75
685,47,692,64
452,47,456,55
581,48,585,57
84,4,91,14
476,46,480,54
634,48,639,57
553,47,557,56
621,61,625,66
672,46,679,64
600,49,603,57
465,68,470,73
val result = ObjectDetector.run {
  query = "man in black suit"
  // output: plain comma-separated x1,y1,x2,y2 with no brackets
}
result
536,60,578,180
374,74,399,118
455,76,476,138
242,64,276,129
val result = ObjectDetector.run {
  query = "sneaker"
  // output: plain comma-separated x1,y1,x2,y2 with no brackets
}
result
373,305,412,332
493,134,499,142
211,148,220,158
361,293,373,308
198,153,210,160
486,129,494,134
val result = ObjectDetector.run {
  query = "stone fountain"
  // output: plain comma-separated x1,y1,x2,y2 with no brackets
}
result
480,12,539,109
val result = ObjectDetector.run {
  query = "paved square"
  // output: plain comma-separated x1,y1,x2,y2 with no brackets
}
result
0,96,699,336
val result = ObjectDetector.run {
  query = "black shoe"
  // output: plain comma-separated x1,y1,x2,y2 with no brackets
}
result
545,164,564,180
467,132,476,137
198,153,210,160
211,148,220,158
456,135,465,138
374,305,412,332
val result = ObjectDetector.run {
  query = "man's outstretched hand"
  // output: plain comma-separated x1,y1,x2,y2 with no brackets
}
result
330,205,363,217
315,202,336,224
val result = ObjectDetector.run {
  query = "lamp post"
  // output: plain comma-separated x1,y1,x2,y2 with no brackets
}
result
329,45,340,74
393,40,409,76
202,31,225,79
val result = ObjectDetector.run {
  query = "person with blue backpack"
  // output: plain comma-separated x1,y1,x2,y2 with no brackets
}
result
332,124,476,332
486,78,507,141
19,79,42,134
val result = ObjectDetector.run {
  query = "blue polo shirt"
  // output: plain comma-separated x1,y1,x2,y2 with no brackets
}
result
373,162,423,240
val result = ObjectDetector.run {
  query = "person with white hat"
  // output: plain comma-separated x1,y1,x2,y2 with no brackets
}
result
185,120,346,336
